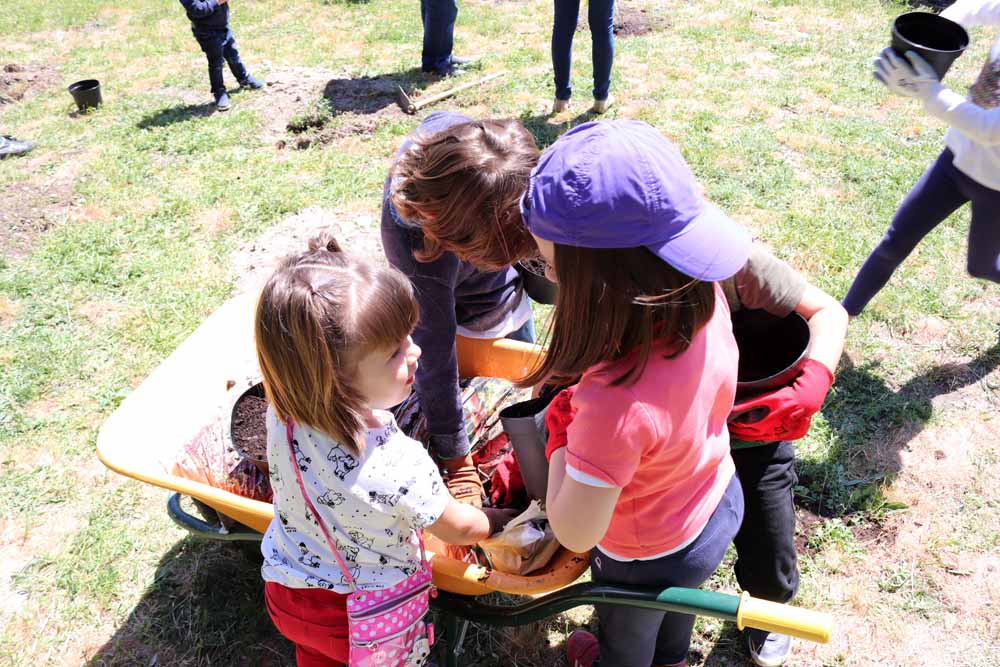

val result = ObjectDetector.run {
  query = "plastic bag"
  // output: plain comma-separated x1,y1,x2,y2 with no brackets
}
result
478,500,561,575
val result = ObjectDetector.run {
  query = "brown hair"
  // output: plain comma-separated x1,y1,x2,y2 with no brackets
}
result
521,245,716,388
254,233,419,455
390,119,539,271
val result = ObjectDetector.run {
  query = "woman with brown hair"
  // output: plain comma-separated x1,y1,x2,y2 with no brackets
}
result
383,112,540,506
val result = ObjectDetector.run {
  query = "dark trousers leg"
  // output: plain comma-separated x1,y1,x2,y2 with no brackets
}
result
588,0,615,100
222,32,249,83
551,0,580,100
841,149,969,316
591,476,743,666
959,170,1000,282
731,441,798,603
195,31,227,96
421,0,458,72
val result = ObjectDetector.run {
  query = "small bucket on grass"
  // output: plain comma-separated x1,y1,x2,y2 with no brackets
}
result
68,79,102,112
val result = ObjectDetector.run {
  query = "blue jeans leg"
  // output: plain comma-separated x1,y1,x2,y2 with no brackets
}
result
589,0,615,100
551,0,580,100
422,0,458,72
589,475,744,666
194,31,227,96
505,308,536,344
223,32,249,83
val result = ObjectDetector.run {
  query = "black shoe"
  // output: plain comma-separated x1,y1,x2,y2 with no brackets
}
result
239,75,264,90
0,135,35,159
215,91,231,111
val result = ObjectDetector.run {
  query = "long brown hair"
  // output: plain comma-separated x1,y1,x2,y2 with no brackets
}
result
254,233,419,455
521,245,716,388
391,119,539,271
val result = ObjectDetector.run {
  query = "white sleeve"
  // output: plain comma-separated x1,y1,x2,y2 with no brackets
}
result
941,0,1000,27
924,85,1000,145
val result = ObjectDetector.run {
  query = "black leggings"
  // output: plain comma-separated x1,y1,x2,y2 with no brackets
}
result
843,148,1000,316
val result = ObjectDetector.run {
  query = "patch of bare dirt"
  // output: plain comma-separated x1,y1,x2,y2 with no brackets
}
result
273,67,421,150
0,63,59,105
577,5,670,38
0,158,87,260
229,204,385,296
242,65,415,149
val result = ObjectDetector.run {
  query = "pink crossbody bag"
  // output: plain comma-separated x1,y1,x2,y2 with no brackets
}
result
286,421,436,667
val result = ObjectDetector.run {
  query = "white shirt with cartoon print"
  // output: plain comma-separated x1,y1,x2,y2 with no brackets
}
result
261,406,450,594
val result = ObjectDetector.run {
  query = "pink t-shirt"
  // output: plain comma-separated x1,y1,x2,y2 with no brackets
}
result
564,284,738,561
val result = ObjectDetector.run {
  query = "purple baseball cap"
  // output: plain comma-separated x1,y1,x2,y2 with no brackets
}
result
520,120,751,282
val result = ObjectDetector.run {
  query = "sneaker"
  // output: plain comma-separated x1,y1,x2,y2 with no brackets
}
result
449,55,475,67
590,95,613,114
747,629,792,667
566,630,599,667
239,75,264,90
0,135,35,159
552,98,569,114
215,91,231,111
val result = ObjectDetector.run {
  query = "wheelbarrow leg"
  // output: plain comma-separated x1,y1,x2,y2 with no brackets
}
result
435,611,468,667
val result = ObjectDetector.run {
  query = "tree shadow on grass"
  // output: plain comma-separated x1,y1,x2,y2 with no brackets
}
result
89,537,293,666
799,337,1000,519
137,103,217,129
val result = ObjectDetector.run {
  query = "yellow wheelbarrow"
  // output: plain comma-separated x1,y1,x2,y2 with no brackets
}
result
97,293,833,666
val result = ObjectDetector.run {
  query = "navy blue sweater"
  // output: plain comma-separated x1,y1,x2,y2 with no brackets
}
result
179,0,229,30
381,112,524,459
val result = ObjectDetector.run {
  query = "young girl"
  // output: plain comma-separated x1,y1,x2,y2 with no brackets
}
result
255,234,513,666
842,0,1000,316
521,120,751,667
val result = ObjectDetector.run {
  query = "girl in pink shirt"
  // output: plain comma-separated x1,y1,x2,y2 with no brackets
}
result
519,120,751,667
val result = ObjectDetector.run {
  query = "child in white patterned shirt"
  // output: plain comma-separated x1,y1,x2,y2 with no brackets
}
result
255,232,514,666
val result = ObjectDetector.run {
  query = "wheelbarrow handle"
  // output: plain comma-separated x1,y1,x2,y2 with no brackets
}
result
431,583,832,644
736,591,832,644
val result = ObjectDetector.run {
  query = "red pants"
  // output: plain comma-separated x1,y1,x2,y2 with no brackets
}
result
264,581,350,666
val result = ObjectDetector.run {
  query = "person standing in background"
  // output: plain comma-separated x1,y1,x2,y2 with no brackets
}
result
550,0,616,115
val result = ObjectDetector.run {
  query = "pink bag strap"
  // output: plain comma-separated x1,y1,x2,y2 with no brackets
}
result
284,420,430,593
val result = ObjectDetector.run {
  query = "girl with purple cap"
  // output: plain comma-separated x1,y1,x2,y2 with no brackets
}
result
520,119,750,667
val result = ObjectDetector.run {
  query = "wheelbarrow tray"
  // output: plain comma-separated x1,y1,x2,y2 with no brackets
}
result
96,292,587,596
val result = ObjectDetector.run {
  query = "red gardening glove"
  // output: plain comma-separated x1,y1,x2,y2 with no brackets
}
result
544,386,577,461
728,359,834,442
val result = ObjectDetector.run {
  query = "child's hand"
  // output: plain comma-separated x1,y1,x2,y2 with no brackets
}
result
482,507,519,535
873,48,940,100
544,386,577,461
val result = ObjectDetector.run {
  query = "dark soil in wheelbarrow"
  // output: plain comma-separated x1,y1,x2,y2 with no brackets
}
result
232,391,268,466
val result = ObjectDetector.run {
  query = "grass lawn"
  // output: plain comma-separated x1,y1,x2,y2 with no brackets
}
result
2,0,999,664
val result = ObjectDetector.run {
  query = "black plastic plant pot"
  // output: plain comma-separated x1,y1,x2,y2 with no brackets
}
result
68,79,103,112
891,12,969,80
516,259,559,305
732,309,811,398
499,393,558,501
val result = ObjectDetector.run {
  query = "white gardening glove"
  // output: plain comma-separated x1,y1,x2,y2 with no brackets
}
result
872,48,941,100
